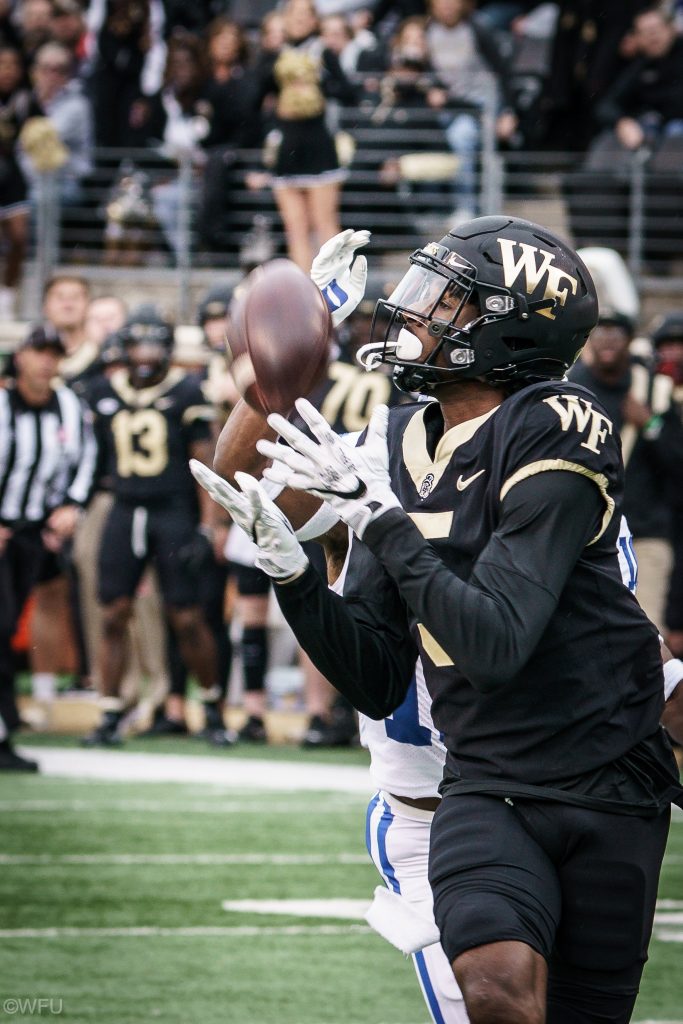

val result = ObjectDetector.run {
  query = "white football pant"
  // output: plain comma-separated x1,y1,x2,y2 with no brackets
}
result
366,791,469,1024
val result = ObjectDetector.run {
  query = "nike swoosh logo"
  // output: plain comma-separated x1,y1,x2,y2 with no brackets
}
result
456,470,486,491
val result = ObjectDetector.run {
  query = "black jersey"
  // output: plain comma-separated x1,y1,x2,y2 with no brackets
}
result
276,379,682,813
305,354,399,434
60,341,105,401
369,380,681,810
88,368,214,503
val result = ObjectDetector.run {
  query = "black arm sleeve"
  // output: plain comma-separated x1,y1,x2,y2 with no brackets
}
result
273,561,417,719
363,470,606,693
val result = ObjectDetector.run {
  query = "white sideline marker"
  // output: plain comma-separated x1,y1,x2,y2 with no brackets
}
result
17,746,372,793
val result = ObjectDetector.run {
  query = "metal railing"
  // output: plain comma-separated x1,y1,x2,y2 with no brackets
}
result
23,109,683,321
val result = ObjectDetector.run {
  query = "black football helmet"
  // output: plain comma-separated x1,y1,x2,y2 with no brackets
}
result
358,216,598,393
121,304,175,385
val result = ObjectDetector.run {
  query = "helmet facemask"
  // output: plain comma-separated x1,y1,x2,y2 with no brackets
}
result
358,241,542,393
124,322,173,387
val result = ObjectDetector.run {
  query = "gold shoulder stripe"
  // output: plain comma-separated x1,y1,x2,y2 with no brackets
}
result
182,405,216,425
500,459,614,544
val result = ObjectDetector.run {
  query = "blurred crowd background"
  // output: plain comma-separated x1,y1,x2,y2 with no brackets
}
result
1,0,683,770
1,0,683,315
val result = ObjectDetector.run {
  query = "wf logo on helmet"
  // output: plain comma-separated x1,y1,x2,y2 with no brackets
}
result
497,238,578,320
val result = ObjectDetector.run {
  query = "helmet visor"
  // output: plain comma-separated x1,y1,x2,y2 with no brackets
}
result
387,264,470,323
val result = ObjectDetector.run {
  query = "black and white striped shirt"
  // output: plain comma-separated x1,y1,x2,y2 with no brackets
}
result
0,384,98,526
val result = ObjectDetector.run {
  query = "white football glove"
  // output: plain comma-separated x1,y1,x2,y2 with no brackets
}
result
310,228,370,327
257,398,401,540
188,461,308,581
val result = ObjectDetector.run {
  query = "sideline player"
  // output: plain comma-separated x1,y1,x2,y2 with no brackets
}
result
83,306,230,746
198,218,683,1023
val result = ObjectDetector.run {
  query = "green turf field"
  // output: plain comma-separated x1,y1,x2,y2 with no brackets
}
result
1,740,682,1023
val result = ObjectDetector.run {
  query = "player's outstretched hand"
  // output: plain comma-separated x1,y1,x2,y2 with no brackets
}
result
310,228,370,327
257,398,401,539
189,461,308,581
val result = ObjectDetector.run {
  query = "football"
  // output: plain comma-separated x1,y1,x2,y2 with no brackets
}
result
226,259,333,416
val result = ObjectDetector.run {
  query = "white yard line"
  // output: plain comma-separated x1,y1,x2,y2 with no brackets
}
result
15,746,372,793
0,925,372,939
0,797,360,814
221,899,370,919
0,853,368,866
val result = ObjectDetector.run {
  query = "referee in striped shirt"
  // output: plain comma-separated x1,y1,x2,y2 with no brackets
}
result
0,326,97,771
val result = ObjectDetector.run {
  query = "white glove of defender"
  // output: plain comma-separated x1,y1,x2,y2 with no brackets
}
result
257,398,401,540
188,461,308,581
310,228,370,327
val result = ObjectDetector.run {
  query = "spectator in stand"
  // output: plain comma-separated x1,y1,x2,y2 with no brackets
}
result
587,7,683,171
205,15,250,86
254,0,357,271
198,16,261,254
539,2,651,151
86,0,160,148
371,0,427,38
320,14,354,69
0,326,97,771
364,15,456,202
20,41,93,208
476,0,537,31
15,0,53,65
320,13,379,77
649,313,683,660
568,311,682,632
424,0,518,221
380,16,447,106
162,0,219,37
128,31,257,261
0,44,31,321
257,9,287,61
0,0,21,49
50,0,88,71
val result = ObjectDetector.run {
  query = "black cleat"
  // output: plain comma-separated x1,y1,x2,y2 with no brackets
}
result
0,742,39,772
237,716,268,744
301,706,359,749
195,701,225,740
138,714,188,738
81,722,123,747
207,727,239,748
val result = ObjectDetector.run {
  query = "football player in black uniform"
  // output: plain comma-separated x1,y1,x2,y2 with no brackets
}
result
200,216,683,1023
83,306,229,746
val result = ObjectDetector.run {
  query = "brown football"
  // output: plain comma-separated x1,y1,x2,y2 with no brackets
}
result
226,259,333,416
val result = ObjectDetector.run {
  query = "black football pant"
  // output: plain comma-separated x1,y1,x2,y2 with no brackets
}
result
0,527,51,736
167,559,233,698
431,793,671,1024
